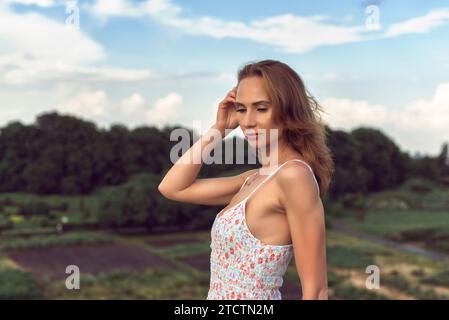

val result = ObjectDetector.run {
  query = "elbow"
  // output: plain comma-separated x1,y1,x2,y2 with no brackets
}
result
158,183,172,200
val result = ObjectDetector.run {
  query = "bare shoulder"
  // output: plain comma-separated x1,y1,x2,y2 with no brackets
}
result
275,161,320,206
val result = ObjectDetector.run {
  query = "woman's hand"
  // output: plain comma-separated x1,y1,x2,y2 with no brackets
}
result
215,86,238,136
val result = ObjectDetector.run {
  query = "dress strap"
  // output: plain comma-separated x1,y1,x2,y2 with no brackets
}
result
238,172,258,192
241,159,319,204
292,159,320,195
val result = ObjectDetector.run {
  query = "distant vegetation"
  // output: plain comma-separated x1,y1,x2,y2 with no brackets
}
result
0,111,447,196
0,111,447,233
1,111,448,300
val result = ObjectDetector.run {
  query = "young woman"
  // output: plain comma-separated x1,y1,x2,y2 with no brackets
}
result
158,59,334,300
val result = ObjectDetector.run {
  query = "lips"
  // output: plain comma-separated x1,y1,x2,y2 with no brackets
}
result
245,133,258,140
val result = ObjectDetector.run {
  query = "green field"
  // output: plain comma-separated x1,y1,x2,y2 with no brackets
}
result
1,228,448,300
1,178,449,299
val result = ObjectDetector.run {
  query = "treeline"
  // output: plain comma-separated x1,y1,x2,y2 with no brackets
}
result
327,127,449,198
0,111,448,198
0,112,177,195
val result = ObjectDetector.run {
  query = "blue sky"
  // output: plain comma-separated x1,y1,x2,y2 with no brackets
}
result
0,0,448,156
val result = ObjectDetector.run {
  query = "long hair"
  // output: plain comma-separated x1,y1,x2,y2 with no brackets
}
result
237,59,334,198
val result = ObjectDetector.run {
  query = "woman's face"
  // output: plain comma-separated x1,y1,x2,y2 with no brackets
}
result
234,76,281,149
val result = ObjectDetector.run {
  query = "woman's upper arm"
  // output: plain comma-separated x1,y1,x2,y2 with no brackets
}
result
277,163,328,299
159,169,259,206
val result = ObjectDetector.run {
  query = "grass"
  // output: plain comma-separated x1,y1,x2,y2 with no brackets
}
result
332,283,389,300
327,245,376,269
0,193,99,227
364,184,449,211
325,230,449,300
154,242,211,259
0,268,44,299
421,268,449,287
1,228,449,299
0,231,115,251
341,210,449,239
1,178,449,299
44,268,209,299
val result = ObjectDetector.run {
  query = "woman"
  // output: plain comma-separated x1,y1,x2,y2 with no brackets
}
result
158,59,334,300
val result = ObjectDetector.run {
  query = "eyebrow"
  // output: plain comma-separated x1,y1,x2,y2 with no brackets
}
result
234,100,271,107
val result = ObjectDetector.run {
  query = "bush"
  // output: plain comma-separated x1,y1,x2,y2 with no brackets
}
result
383,272,449,299
21,201,51,217
341,193,366,210
0,197,15,206
382,274,410,291
94,172,210,231
0,214,13,230
96,189,127,228
403,178,434,194
326,201,347,218
0,268,44,299
339,193,368,220
408,285,447,300
421,269,449,287
53,202,69,211
366,197,409,211
411,268,426,277
327,271,345,287
95,173,158,229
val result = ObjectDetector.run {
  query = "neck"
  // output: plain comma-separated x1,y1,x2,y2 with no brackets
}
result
259,138,302,169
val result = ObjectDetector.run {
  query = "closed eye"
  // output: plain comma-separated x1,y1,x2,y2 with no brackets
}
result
236,108,268,113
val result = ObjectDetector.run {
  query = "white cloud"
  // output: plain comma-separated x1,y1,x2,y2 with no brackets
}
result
121,93,145,114
4,0,56,7
146,92,182,126
87,1,449,53
0,4,153,85
395,82,449,130
89,0,181,18
58,90,109,118
173,14,367,53
0,53,152,85
321,98,388,129
87,0,367,54
90,0,140,16
321,82,449,155
385,8,449,37
0,4,104,65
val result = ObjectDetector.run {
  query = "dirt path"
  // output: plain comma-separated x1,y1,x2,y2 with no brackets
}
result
331,219,449,262
7,243,178,281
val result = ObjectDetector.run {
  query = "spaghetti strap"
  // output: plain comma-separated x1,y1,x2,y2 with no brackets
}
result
241,159,319,204
291,159,320,195
238,172,258,192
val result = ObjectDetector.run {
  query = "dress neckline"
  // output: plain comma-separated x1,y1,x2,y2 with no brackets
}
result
215,159,318,248
217,158,317,218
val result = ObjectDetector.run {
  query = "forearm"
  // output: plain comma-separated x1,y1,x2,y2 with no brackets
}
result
158,124,224,195
301,286,328,300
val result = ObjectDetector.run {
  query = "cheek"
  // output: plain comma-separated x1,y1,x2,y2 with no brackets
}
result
259,111,274,125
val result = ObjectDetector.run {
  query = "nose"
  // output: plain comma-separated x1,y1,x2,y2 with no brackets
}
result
241,109,258,129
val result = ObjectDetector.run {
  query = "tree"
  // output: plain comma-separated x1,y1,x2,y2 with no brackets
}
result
350,127,406,192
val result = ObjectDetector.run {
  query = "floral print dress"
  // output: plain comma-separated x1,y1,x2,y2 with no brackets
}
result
207,159,320,300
